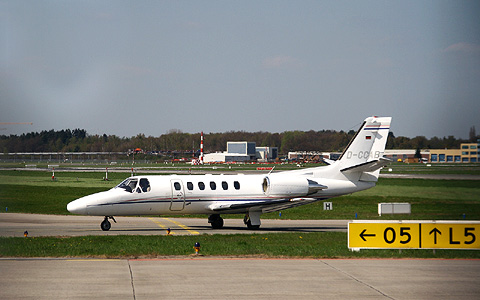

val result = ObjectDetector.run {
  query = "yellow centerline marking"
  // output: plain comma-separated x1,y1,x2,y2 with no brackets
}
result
148,218,176,235
162,218,200,235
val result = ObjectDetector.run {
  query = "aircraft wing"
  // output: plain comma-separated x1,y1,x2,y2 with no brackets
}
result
209,197,319,213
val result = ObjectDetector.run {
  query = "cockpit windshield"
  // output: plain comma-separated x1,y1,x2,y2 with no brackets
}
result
116,178,150,193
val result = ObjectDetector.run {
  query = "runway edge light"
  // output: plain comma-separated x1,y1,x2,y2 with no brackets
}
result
194,242,201,255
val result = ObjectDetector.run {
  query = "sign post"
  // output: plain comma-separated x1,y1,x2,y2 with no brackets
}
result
323,202,332,211
348,221,480,250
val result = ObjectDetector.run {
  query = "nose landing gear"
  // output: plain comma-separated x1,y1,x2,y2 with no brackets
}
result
101,216,116,231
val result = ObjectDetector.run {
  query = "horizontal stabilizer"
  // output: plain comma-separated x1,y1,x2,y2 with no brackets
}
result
340,157,392,173
323,158,336,165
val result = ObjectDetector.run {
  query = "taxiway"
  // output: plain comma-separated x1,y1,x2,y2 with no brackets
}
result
0,213,347,237
1,258,479,299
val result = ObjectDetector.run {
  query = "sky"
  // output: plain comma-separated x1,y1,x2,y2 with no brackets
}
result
1,0,479,139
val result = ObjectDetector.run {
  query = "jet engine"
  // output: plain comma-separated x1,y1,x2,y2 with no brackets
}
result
262,176,327,197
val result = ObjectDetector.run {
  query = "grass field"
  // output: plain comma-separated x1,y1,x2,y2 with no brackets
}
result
381,162,480,175
1,170,479,220
2,233,480,259
1,168,479,258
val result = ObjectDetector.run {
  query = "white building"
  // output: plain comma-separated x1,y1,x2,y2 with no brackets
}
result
203,141,277,163
203,152,250,163
256,147,278,162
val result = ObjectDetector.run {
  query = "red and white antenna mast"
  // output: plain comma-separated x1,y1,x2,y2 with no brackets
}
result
200,131,204,164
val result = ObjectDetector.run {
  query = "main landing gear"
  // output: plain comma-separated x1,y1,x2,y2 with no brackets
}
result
244,211,262,229
208,214,224,229
208,213,262,230
244,214,261,230
101,216,116,231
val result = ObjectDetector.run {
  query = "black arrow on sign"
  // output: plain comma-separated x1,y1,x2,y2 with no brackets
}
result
360,229,376,241
429,228,442,244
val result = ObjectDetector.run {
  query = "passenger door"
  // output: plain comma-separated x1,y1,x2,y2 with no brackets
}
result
170,179,185,211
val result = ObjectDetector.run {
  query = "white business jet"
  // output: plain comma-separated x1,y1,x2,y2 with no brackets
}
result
67,116,392,231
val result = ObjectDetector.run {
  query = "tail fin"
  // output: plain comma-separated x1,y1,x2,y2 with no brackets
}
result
336,116,392,181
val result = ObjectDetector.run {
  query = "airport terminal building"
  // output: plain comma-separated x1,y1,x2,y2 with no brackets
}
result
429,143,479,163
383,142,479,163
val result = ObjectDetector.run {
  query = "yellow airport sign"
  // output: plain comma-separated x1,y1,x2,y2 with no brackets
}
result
421,223,480,249
348,221,480,250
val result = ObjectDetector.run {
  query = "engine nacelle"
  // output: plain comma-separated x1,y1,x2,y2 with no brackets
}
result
262,176,310,197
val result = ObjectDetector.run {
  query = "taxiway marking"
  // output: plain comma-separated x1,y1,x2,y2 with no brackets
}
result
163,218,200,235
148,218,176,235
148,217,200,235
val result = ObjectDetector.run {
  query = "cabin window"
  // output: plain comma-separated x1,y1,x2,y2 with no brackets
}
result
187,182,194,190
222,181,228,190
174,182,181,191
234,181,240,190
210,181,216,190
139,178,150,192
198,182,205,190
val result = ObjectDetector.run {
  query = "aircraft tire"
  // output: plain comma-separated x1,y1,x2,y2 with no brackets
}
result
211,218,224,229
246,220,260,230
101,219,111,231
209,215,224,229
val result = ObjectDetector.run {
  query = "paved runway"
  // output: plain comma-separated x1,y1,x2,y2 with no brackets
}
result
0,213,348,237
1,257,479,300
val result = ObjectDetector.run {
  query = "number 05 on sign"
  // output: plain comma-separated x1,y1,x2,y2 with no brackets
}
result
348,221,480,250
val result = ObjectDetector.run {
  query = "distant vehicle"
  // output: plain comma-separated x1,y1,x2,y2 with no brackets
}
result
68,116,392,230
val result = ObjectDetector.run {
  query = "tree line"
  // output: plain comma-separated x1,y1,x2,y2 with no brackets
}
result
1,128,476,155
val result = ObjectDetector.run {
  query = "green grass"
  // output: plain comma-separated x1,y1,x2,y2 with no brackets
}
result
0,170,128,186
0,171,125,214
1,171,479,220
380,162,480,175
2,233,480,259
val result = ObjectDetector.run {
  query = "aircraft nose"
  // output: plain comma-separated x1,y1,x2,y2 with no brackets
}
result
67,198,87,215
